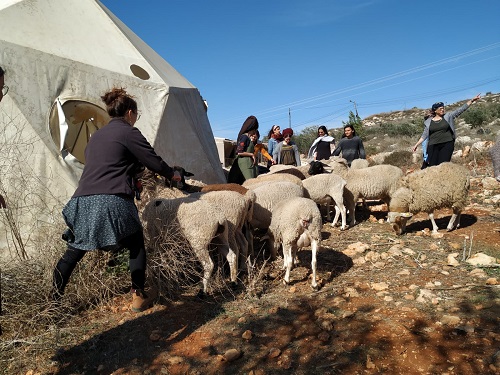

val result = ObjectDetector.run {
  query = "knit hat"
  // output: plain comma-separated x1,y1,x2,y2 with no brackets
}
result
282,128,293,138
431,102,444,111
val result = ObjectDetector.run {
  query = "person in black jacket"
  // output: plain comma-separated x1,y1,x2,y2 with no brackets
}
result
52,87,181,312
331,124,366,166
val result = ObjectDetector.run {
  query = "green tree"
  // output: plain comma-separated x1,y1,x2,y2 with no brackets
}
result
294,125,319,155
463,106,489,129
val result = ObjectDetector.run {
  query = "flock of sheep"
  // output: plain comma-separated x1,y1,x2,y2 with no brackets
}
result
139,157,470,294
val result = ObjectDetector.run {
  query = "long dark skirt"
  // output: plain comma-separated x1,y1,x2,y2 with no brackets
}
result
427,141,454,167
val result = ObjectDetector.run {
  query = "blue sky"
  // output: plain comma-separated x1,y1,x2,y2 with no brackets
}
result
101,0,500,140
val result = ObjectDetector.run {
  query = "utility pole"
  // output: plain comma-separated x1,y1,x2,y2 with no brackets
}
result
288,108,291,128
350,100,359,118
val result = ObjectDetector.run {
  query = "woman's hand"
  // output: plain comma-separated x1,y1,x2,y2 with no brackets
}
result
468,93,481,105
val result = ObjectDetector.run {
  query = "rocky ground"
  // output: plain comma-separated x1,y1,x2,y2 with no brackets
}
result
10,159,498,375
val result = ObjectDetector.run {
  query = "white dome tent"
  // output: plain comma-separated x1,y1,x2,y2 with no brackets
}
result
0,0,225,258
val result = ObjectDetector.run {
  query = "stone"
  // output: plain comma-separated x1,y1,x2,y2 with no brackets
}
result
469,268,488,278
268,348,281,358
486,278,498,285
242,330,253,340
441,315,461,326
167,356,184,365
447,254,460,266
371,282,389,291
223,348,241,362
466,253,498,266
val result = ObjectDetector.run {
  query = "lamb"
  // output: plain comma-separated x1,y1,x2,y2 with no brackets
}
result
350,158,369,169
249,181,305,231
388,162,470,235
326,156,404,225
243,173,303,189
301,173,348,230
194,183,256,257
268,197,323,290
142,197,238,295
191,190,250,269
268,161,326,180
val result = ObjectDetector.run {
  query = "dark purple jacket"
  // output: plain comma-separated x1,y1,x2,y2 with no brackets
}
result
73,118,173,198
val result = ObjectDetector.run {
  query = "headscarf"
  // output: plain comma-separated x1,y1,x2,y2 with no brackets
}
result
431,102,444,111
237,115,259,140
282,128,294,138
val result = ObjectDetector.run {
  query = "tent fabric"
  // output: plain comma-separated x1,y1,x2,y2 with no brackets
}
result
0,0,225,258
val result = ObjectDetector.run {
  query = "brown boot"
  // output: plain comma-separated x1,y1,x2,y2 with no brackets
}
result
131,288,157,312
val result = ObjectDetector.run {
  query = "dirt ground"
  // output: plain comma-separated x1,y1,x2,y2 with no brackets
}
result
9,167,500,375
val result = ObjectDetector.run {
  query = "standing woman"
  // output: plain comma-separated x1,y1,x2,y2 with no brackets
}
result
331,124,366,166
52,88,181,312
308,125,335,160
227,115,259,184
266,125,282,168
413,94,481,167
273,128,301,166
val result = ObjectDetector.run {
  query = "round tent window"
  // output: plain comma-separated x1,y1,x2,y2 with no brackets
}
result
130,64,150,80
49,100,110,164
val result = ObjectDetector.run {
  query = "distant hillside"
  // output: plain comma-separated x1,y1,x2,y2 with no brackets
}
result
363,92,500,128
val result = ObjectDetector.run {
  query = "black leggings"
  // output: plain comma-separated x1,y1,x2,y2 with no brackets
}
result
52,231,146,298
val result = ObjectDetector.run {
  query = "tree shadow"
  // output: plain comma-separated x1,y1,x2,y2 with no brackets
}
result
52,296,225,374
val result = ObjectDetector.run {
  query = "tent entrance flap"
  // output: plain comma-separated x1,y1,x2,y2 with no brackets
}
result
49,99,110,164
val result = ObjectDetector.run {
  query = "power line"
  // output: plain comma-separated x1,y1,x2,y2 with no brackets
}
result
212,43,500,134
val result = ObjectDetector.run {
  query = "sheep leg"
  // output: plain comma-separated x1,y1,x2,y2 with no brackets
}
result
235,230,249,270
428,212,439,233
267,231,280,260
310,238,318,290
325,202,331,222
331,203,347,230
331,205,338,226
213,233,238,284
244,222,255,259
447,208,462,231
283,243,294,284
346,197,357,226
194,246,214,295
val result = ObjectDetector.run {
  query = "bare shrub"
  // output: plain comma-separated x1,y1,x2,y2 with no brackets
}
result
382,150,413,168
145,220,203,298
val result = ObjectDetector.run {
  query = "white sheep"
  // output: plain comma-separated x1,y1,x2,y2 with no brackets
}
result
244,172,303,189
268,161,326,180
350,158,369,169
388,162,470,234
326,156,404,226
142,197,238,295
268,197,323,290
301,173,348,230
249,181,305,230
187,182,257,259
191,190,250,270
